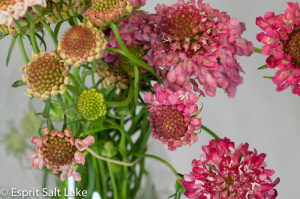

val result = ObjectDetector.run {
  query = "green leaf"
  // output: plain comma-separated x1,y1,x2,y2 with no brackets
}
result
77,15,83,22
258,65,268,70
13,19,26,33
68,17,76,26
33,5,43,16
0,34,7,41
66,85,81,96
6,36,17,66
54,21,64,40
35,33,47,51
42,98,52,118
58,0,64,20
12,80,25,88
25,10,35,24
263,76,273,79
68,0,76,16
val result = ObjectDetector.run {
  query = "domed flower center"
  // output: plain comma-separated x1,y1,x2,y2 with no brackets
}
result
161,4,208,57
91,0,120,12
42,132,77,168
152,107,188,139
77,88,107,120
284,27,300,68
119,45,146,76
61,26,96,58
27,55,65,94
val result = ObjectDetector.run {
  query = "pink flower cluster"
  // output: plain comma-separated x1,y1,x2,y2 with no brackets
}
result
256,2,300,96
0,0,46,26
27,127,95,181
181,138,280,198
144,0,253,97
145,83,201,151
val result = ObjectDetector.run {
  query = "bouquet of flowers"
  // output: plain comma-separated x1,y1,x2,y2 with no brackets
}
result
1,0,299,198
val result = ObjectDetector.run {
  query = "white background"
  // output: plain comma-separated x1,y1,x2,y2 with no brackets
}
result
0,0,299,198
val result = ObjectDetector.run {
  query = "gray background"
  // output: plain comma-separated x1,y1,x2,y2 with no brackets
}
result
0,0,299,198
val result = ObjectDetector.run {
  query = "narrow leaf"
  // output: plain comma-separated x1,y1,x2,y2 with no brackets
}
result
66,85,81,96
42,98,51,118
263,76,273,79
13,19,26,33
6,36,17,66
12,80,26,88
58,0,64,20
54,21,64,40
25,10,35,23
68,0,76,15
35,33,47,51
258,65,268,70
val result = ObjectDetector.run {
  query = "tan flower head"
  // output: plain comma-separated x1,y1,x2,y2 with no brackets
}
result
21,51,70,100
57,23,107,67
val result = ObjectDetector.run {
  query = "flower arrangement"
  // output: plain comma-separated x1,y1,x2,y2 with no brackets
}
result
1,0,299,198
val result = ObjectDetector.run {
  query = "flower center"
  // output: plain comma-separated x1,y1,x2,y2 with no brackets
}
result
42,133,76,168
284,27,300,68
152,107,188,139
61,26,96,58
161,4,209,57
91,0,119,12
119,45,146,76
27,55,64,94
77,88,107,120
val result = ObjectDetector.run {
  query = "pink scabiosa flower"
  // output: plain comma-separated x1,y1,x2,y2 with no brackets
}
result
181,138,280,198
57,22,107,67
147,0,253,97
0,0,46,26
20,51,70,100
256,2,300,96
145,83,201,151
86,0,133,27
27,127,95,181
129,0,146,8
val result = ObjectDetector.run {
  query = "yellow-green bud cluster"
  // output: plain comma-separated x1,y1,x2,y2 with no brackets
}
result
77,89,107,120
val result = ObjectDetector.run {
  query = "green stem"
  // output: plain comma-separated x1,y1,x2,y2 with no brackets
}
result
98,159,108,199
254,47,262,54
40,19,58,49
133,62,140,105
132,153,179,178
17,35,29,63
29,22,40,53
110,23,160,82
106,85,133,107
64,91,74,104
107,162,118,199
201,125,221,140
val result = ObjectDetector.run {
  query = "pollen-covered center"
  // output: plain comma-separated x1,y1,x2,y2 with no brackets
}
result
91,0,119,12
77,88,107,120
27,55,65,94
42,133,76,167
60,26,96,58
284,28,300,68
161,4,209,57
152,107,188,139
119,45,146,76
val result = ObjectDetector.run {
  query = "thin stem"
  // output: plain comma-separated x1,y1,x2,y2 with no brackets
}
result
254,47,262,54
17,35,29,63
132,152,180,178
29,22,40,53
110,23,160,82
106,85,133,107
107,162,118,199
133,62,139,105
40,19,58,49
201,125,221,140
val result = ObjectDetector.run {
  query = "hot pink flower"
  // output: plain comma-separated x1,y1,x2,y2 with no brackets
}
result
181,138,280,199
256,2,300,96
145,0,253,97
129,0,146,7
27,127,95,181
145,83,201,151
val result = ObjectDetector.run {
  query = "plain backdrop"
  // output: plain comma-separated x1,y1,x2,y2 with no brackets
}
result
0,0,300,198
